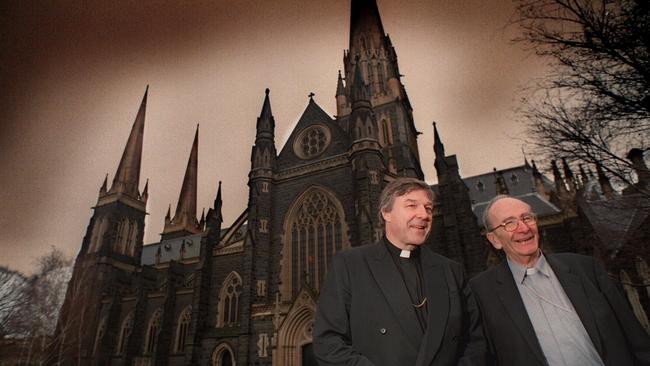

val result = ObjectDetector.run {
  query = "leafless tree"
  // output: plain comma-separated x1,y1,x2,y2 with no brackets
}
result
0,266,29,338
7,247,73,365
513,0,650,189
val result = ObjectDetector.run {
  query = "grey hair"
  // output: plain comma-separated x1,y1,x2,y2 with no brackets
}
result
481,194,512,230
378,177,435,225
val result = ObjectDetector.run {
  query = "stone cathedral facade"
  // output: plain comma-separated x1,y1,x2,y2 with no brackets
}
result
49,0,650,365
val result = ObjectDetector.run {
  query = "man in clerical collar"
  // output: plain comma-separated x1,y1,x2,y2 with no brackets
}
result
470,195,650,366
313,177,487,366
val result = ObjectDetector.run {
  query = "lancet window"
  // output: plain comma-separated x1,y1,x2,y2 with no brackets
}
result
286,188,347,297
217,272,242,327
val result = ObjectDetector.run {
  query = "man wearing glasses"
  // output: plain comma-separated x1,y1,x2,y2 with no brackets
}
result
470,195,650,366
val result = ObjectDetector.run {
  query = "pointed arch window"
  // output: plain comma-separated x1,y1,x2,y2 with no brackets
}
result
144,308,162,355
126,222,138,256
376,62,385,90
212,343,236,366
381,119,392,146
175,306,192,353
116,312,133,355
217,272,242,327
284,188,348,298
89,217,109,253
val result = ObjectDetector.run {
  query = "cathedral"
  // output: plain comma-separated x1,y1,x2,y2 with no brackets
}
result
49,0,650,365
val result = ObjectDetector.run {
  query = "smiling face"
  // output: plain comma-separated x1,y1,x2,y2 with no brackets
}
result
486,197,540,266
382,189,433,250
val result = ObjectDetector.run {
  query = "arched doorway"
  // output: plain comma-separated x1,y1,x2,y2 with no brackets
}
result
212,343,236,366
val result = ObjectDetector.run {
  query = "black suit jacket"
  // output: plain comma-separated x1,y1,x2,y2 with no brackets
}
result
469,253,650,366
313,241,486,366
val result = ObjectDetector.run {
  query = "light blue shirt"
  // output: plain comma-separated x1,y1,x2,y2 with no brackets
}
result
508,253,604,366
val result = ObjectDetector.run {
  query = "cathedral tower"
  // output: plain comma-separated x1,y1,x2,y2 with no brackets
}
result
337,0,423,179
48,87,150,365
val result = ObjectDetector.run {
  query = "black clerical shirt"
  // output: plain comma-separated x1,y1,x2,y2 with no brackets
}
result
383,237,429,333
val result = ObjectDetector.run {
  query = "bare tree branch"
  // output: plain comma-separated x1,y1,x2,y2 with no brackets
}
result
513,0,650,190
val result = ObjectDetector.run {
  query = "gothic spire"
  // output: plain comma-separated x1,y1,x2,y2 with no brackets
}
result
551,160,568,194
251,89,276,172
350,57,370,103
349,0,385,53
596,163,615,198
561,158,576,191
259,88,273,122
531,160,547,198
433,122,446,159
141,178,149,204
433,122,450,182
99,174,108,195
336,70,346,96
255,88,275,144
213,181,223,225
163,125,200,237
109,85,148,198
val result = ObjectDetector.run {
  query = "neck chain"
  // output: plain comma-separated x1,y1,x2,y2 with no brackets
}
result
384,242,427,308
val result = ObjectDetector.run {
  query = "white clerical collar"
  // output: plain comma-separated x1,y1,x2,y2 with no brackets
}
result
400,249,411,258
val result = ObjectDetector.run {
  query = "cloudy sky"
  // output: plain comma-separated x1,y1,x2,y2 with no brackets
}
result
0,0,549,274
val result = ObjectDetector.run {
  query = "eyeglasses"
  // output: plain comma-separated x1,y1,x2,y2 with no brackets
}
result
488,214,537,233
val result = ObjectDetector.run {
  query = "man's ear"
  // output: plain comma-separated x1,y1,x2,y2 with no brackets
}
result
486,232,502,250
381,209,391,223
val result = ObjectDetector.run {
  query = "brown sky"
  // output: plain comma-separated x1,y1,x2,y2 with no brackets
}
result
0,0,549,274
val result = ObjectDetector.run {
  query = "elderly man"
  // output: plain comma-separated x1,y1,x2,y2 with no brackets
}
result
470,194,650,366
313,177,486,366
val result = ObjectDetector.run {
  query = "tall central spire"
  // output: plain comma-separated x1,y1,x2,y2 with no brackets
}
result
109,86,148,198
349,0,385,53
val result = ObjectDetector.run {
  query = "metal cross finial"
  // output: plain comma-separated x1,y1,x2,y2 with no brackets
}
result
308,92,315,99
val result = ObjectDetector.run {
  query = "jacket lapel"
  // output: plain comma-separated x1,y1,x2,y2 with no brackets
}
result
546,255,604,357
495,262,547,365
366,243,422,350
415,247,448,366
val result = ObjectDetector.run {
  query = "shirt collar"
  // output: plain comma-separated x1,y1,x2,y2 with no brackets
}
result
507,251,549,284
383,236,420,260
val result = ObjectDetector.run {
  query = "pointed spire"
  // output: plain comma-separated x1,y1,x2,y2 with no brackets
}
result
596,163,615,198
531,159,541,175
561,158,576,191
349,0,386,53
109,86,148,198
199,208,206,230
433,122,449,182
163,125,200,237
255,88,276,142
213,181,223,225
141,178,149,203
551,160,568,194
336,70,348,117
336,70,346,96
165,204,171,222
522,147,530,168
99,174,108,195
531,160,547,198
433,122,445,159
350,57,369,103
260,88,272,120
175,126,198,223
